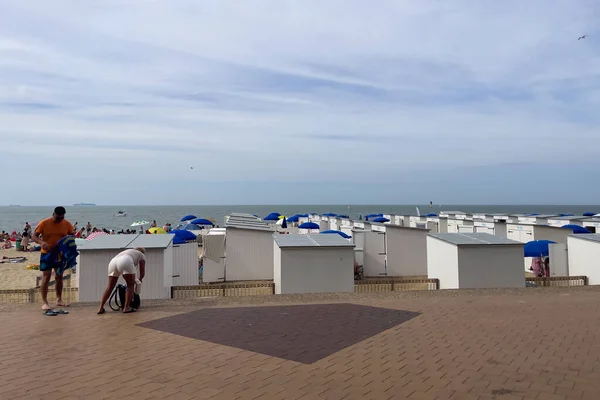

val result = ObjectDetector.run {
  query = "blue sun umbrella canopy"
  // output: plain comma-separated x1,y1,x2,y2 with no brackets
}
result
286,215,300,223
169,229,197,244
264,212,281,221
372,217,390,223
322,213,337,217
561,224,591,234
298,222,320,230
336,214,349,219
524,240,556,258
320,230,351,239
583,212,596,217
365,213,383,220
424,213,437,217
191,218,214,226
179,223,202,231
181,215,197,222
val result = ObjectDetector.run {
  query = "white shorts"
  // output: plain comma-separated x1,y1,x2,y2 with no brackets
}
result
108,255,136,277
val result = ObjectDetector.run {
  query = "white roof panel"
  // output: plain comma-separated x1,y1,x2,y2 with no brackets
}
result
78,234,138,250
429,233,523,246
226,214,275,232
274,234,354,248
128,234,174,249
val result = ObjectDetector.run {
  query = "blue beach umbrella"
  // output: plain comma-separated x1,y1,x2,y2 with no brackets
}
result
524,240,556,258
320,230,351,239
181,215,196,222
372,217,390,223
179,223,202,231
322,213,337,217
191,218,214,226
337,215,349,219
561,224,591,234
264,212,281,221
169,230,197,241
287,215,300,223
583,212,596,217
298,222,319,230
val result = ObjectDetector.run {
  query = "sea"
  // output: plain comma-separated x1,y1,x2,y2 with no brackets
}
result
1,205,598,232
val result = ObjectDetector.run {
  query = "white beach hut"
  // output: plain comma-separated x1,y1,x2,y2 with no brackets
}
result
506,223,571,243
172,240,199,286
273,234,355,294
77,234,174,302
582,218,600,234
201,228,226,283
546,216,586,227
224,213,275,281
427,233,525,290
385,225,429,277
567,234,600,284
355,229,387,277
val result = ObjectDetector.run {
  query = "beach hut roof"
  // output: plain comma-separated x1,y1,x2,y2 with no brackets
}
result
429,233,523,246
226,213,275,232
274,234,354,248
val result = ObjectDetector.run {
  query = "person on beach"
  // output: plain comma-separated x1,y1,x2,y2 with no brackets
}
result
31,206,75,311
97,247,146,314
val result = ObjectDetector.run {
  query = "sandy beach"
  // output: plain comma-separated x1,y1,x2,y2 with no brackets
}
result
0,247,47,290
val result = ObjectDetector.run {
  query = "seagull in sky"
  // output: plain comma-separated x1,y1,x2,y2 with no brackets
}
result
578,35,587,40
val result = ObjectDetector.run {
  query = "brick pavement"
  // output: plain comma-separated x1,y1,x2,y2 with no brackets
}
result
1,289,600,399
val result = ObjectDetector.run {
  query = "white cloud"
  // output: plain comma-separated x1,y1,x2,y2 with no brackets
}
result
1,0,599,204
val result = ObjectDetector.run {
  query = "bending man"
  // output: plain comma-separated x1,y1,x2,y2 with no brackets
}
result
32,206,75,311
97,247,146,314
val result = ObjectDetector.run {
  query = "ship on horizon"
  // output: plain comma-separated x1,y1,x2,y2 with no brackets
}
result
73,203,96,206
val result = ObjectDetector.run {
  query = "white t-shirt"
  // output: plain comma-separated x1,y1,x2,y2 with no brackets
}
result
118,249,146,266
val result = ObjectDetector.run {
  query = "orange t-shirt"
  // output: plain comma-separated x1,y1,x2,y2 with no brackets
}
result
34,217,75,254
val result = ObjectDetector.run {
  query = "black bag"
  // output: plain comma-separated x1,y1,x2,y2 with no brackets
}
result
109,284,141,311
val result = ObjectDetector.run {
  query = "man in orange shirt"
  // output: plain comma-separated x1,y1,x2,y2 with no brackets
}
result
32,206,75,311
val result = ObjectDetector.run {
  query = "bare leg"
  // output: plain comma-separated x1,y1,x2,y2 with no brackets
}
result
40,270,52,310
97,276,119,314
122,274,136,313
55,270,69,307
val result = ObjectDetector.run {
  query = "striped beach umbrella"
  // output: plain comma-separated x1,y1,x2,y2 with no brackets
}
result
86,231,107,241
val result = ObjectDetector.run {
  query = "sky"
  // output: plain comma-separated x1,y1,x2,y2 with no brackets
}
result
1,0,599,206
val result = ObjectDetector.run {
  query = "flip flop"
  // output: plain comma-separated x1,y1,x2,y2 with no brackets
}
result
43,310,58,316
54,309,69,315
97,308,105,315
123,308,136,314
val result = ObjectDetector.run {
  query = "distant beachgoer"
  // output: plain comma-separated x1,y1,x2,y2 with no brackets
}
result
151,220,157,228
31,206,75,311
544,257,550,277
97,247,146,314
86,222,92,234
24,222,31,235
20,232,30,251
530,257,544,277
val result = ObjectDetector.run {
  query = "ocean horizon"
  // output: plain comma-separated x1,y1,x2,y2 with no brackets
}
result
1,204,598,233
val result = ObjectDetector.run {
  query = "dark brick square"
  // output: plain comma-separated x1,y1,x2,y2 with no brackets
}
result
137,303,420,364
